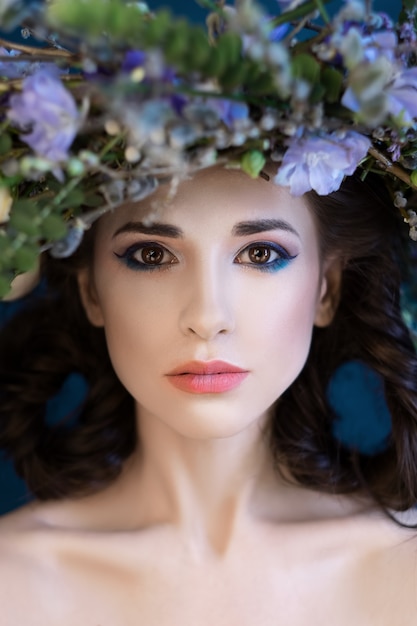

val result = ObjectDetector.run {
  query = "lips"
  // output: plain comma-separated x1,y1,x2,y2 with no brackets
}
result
166,360,249,394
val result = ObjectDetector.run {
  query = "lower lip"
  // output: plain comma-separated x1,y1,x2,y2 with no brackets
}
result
166,372,249,394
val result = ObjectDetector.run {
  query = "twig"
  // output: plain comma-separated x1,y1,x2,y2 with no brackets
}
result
368,146,417,191
0,38,73,57
0,54,74,64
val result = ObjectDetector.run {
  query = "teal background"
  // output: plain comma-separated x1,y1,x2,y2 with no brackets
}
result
148,1,401,22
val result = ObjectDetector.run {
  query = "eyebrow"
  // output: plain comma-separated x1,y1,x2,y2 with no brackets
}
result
112,221,184,239
232,219,300,239
112,218,300,240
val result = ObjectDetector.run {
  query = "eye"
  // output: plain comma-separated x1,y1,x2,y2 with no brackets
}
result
235,242,297,272
114,242,178,271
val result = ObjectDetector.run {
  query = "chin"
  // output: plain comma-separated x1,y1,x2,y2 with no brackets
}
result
136,396,271,441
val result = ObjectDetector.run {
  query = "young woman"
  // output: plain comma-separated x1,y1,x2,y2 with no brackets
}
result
0,162,416,625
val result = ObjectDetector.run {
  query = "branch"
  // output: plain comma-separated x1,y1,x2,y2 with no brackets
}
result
368,146,417,192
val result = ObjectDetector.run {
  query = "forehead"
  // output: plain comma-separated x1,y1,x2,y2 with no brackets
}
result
95,166,317,240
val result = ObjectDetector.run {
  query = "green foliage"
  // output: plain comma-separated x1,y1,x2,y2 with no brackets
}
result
240,150,266,179
401,0,416,11
292,54,321,86
139,9,171,46
272,0,333,27
51,188,85,211
0,275,12,298
8,200,41,238
47,0,148,40
13,244,38,273
321,67,343,103
218,63,248,90
217,32,242,70
40,215,68,240
203,44,230,77
0,133,12,156
182,29,211,71
164,19,191,65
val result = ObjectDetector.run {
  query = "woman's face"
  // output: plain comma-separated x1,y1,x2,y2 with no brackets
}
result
79,167,338,439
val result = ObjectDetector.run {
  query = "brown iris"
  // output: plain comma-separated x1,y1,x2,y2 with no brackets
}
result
248,246,270,264
141,245,164,264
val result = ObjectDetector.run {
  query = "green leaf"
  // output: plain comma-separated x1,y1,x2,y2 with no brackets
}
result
186,30,211,70
310,82,326,103
164,21,191,63
83,192,105,208
0,133,12,156
0,275,12,298
240,150,266,179
9,201,41,237
218,63,248,90
411,170,417,188
314,0,330,24
203,45,229,78
321,67,343,103
41,215,68,240
250,72,275,95
217,32,242,70
13,244,38,273
272,0,333,27
55,189,85,210
48,0,148,41
148,9,172,41
292,53,320,85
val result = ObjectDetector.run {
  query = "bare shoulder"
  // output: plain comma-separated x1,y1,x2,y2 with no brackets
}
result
0,503,153,626
0,505,59,625
355,511,417,625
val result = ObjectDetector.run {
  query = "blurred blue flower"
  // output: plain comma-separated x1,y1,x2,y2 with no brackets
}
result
209,99,249,128
268,23,289,42
343,62,417,127
8,69,79,163
388,67,417,125
122,49,187,115
274,130,371,195
0,48,28,79
122,50,147,72
0,47,55,79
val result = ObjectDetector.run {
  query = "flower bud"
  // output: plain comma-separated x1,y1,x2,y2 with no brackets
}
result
0,187,12,223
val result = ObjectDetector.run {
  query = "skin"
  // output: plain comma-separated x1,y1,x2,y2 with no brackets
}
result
0,166,416,625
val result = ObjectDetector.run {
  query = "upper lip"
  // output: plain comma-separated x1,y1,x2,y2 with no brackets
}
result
166,360,248,376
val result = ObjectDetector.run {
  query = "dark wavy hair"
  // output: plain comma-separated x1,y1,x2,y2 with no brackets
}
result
1,171,417,512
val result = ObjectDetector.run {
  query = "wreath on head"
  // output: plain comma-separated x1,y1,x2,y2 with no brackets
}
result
0,0,415,298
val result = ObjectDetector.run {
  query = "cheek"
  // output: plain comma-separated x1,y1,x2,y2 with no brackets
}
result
93,279,171,393
244,267,321,388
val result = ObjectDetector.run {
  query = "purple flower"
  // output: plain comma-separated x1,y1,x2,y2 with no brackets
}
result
0,48,28,79
7,69,79,162
343,64,417,127
274,130,371,195
268,23,289,42
387,67,417,125
208,99,249,128
122,50,147,72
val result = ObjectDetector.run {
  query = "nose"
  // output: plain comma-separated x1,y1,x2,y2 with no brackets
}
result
178,261,235,340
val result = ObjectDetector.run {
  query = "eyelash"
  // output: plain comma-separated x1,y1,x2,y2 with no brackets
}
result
114,241,297,273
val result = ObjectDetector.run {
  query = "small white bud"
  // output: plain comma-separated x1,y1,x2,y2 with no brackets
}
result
125,146,141,163
105,119,122,136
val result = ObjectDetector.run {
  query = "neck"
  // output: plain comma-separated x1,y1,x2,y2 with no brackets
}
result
129,406,275,555
32,405,372,548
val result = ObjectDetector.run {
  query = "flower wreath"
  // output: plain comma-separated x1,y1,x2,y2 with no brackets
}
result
0,0,416,304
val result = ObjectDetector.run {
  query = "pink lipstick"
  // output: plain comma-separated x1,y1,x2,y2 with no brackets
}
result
166,360,249,394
